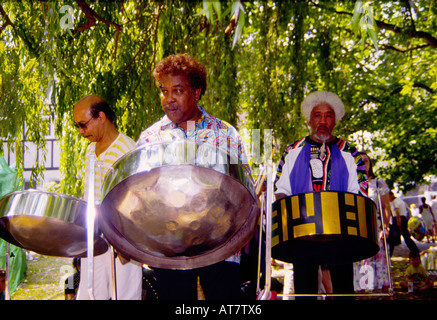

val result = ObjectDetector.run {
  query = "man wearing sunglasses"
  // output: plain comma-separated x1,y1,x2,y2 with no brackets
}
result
73,95,142,300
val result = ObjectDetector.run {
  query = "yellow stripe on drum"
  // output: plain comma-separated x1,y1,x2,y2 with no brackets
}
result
357,195,368,239
321,192,341,235
281,199,289,242
293,222,316,238
348,226,358,236
272,235,279,247
272,209,280,247
346,211,356,221
272,209,277,220
305,193,315,216
345,192,355,206
291,195,300,220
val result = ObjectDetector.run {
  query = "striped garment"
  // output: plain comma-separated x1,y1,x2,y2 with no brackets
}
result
83,132,136,203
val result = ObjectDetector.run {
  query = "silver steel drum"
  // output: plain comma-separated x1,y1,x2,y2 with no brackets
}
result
100,140,258,269
0,190,108,257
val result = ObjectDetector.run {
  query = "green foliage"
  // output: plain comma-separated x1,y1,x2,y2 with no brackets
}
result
352,0,379,50
1,0,437,195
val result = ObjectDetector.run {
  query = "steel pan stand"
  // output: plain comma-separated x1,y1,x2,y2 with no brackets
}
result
376,179,393,296
109,245,117,300
256,159,274,300
87,154,118,300
3,242,11,300
86,153,96,300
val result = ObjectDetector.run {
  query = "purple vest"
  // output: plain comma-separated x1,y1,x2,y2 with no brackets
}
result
289,140,348,194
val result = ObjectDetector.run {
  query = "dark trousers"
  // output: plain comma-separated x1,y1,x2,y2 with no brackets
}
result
293,262,354,299
389,216,419,256
153,261,241,300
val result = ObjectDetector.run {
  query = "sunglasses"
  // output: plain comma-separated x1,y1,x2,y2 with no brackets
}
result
74,116,95,129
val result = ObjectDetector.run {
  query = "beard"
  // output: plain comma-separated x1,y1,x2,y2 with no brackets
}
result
312,126,333,143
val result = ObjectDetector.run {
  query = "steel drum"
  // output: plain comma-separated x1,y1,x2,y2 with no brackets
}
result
0,190,108,257
100,140,258,269
271,191,379,264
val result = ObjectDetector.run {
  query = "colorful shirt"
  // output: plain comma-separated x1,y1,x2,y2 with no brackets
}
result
84,132,136,202
275,136,367,196
137,106,248,166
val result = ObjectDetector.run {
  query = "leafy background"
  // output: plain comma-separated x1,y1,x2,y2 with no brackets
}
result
1,0,436,197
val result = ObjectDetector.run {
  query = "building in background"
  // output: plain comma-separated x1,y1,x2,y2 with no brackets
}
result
2,116,60,189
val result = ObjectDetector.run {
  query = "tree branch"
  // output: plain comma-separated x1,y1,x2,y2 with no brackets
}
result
358,81,435,110
0,5,12,36
75,0,122,61
411,82,435,94
0,5,37,54
319,3,437,48
387,82,434,96
380,43,430,52
375,19,437,48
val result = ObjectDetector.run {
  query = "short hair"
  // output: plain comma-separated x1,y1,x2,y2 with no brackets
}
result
89,100,116,123
153,53,207,98
360,152,376,179
409,251,420,259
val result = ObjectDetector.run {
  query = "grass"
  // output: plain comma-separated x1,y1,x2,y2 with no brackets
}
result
10,254,73,300
271,255,437,300
390,256,437,300
7,250,437,300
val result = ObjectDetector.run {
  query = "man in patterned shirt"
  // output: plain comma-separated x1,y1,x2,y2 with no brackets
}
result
73,95,142,300
137,54,249,300
275,91,368,298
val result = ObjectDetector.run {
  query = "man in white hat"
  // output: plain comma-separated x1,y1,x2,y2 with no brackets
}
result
274,91,368,298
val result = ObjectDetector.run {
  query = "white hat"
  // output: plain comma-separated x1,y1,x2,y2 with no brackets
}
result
301,91,345,123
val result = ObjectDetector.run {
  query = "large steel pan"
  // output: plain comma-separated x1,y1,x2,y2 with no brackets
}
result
100,140,258,269
271,191,379,264
0,190,108,257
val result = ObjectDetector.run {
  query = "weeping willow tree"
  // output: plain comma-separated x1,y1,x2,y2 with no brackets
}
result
0,0,245,196
1,0,437,196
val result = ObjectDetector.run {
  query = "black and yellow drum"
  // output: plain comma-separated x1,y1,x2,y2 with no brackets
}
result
271,191,379,264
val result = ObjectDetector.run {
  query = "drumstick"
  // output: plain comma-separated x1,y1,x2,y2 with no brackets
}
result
255,147,276,197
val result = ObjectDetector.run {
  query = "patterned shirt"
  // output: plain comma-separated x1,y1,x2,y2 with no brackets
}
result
137,106,248,166
275,136,367,196
84,132,136,202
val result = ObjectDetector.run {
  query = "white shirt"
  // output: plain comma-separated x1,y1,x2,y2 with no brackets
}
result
390,197,407,217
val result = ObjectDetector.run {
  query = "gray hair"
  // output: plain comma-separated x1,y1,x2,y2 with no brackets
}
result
301,91,345,123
